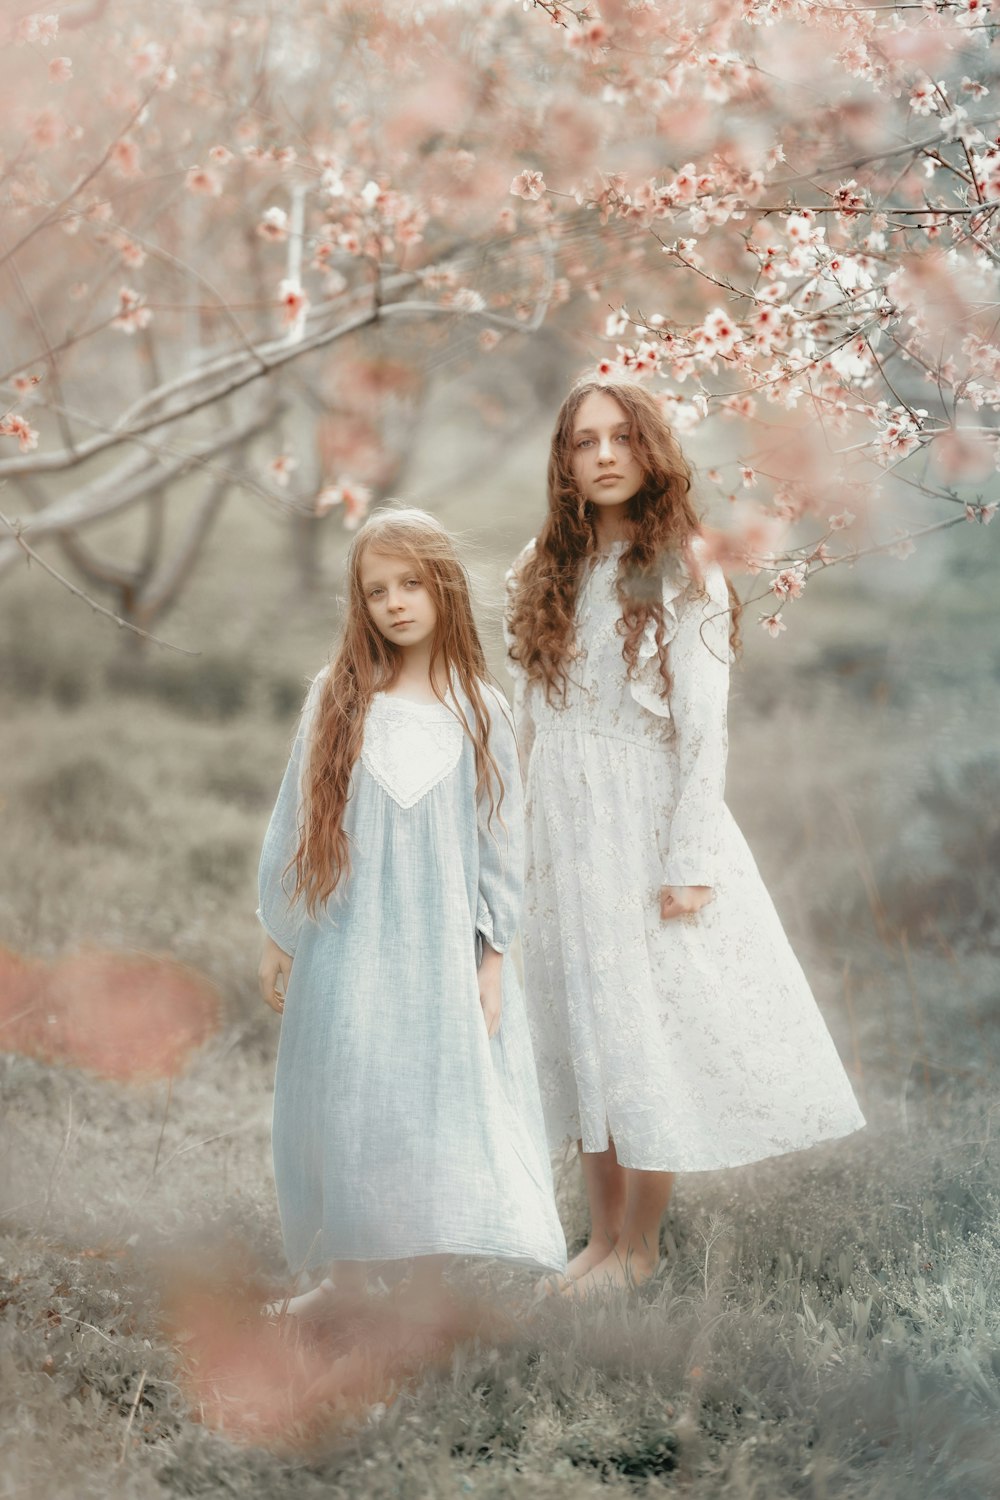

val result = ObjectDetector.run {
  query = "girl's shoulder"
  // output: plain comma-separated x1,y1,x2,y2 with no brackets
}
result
294,665,330,742
675,535,728,606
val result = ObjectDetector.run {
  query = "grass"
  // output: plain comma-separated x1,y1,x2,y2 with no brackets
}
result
1,451,998,1497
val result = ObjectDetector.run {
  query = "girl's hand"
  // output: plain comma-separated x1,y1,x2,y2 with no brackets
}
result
259,935,293,1014
478,942,503,1038
659,885,714,922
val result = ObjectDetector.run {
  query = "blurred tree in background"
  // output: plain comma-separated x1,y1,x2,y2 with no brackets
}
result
0,0,996,640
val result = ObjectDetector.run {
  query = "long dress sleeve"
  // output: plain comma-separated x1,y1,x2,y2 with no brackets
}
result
475,687,525,955
257,672,325,957
662,561,732,889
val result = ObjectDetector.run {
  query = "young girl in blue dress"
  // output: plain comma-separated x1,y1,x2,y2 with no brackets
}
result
258,507,566,1315
506,379,865,1297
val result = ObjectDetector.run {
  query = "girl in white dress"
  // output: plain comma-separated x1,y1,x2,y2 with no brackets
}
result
258,508,566,1316
505,379,865,1297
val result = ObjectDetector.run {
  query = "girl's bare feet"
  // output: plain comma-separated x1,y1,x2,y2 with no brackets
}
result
560,1244,660,1299
264,1263,367,1321
565,1235,620,1280
264,1276,338,1321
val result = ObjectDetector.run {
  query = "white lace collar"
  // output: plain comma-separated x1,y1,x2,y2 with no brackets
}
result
361,693,464,809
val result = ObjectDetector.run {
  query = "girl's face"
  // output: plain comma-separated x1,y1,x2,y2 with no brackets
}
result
569,390,645,510
360,549,438,652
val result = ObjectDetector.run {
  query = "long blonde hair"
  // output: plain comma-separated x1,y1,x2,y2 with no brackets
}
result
293,507,504,915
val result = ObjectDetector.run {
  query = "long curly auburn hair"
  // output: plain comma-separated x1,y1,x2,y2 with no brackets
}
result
507,378,730,704
293,507,505,916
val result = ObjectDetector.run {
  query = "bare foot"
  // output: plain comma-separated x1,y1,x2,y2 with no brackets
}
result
264,1276,338,1321
561,1246,660,1299
565,1237,621,1281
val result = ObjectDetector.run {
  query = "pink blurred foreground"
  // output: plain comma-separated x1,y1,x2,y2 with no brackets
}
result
0,946,220,1081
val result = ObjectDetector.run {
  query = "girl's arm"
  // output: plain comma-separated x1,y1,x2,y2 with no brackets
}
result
475,688,525,1033
662,561,732,891
256,673,325,967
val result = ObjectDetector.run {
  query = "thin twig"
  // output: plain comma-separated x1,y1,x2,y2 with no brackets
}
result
0,509,198,655
118,1370,147,1465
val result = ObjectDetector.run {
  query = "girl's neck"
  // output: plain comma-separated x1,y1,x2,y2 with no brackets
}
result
385,644,449,704
591,504,632,554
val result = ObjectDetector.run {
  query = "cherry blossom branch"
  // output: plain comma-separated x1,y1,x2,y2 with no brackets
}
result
0,81,163,270
0,508,197,654
0,234,556,482
0,407,267,575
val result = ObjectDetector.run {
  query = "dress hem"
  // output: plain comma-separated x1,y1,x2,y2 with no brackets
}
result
568,1117,867,1173
288,1237,567,1274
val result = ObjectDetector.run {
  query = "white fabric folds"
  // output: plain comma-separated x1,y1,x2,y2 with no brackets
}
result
506,540,866,1172
258,677,567,1273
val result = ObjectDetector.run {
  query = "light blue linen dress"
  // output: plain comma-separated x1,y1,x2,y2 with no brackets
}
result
258,672,567,1274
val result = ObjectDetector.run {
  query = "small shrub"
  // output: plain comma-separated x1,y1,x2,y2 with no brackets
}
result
187,836,253,894
106,654,250,721
269,673,309,720
202,765,273,811
26,755,146,845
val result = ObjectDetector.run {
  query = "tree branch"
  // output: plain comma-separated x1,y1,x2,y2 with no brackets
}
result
0,509,197,654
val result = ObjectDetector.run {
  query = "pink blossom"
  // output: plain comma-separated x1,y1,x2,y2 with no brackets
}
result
29,108,62,150
874,407,925,466
478,329,502,353
567,20,610,61
888,532,916,560
315,479,371,529
700,307,741,357
111,287,151,334
118,237,147,269
13,373,41,395
185,166,223,197
769,566,807,600
131,41,166,79
258,207,289,242
741,466,757,488
48,56,72,83
510,170,546,202
110,140,141,177
760,612,787,638
828,510,856,530
268,454,298,489
961,76,989,101
495,206,517,234
0,414,39,452
16,13,59,44
671,164,701,204
909,79,938,116
209,145,233,165
447,287,486,313
278,281,309,326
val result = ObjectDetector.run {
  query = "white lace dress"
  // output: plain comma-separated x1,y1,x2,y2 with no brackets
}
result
506,541,865,1172
257,675,567,1272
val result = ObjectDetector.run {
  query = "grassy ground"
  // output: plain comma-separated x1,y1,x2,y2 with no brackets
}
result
1,440,998,1498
